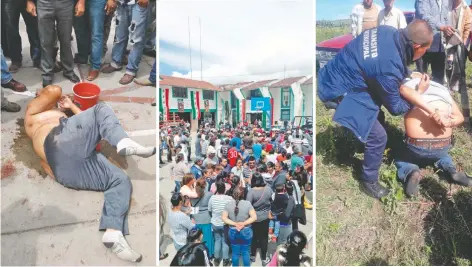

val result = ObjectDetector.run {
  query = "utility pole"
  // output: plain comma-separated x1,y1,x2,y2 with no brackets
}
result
188,16,193,79
199,17,202,81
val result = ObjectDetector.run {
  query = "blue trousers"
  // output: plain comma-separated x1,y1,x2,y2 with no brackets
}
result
149,61,156,83
212,224,229,260
361,120,387,182
395,143,455,182
196,223,214,257
1,48,12,84
73,0,107,70
229,226,253,267
111,3,149,75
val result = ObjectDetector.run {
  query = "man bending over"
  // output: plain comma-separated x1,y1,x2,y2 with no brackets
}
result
395,78,472,197
24,85,156,262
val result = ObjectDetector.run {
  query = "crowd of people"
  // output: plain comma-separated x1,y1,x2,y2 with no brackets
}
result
318,0,472,199
160,120,313,266
1,0,156,113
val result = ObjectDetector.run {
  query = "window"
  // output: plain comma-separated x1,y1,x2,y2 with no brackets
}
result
280,109,291,121
202,90,214,100
282,88,290,107
250,89,262,99
172,87,188,98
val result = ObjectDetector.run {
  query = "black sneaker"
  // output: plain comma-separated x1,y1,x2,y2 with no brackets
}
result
213,258,221,266
450,172,472,186
222,259,231,266
250,256,256,263
64,73,80,83
42,78,53,88
362,180,390,199
405,170,421,197
1,101,21,112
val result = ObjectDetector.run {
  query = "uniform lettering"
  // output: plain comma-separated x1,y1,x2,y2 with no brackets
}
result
363,30,370,59
362,28,378,59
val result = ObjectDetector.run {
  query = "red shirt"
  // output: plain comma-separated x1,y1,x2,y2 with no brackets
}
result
265,143,273,153
228,147,239,167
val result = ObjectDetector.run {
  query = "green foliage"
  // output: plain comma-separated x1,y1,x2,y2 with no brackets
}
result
379,164,405,214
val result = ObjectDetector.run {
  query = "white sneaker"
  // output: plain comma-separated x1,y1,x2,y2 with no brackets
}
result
102,231,142,262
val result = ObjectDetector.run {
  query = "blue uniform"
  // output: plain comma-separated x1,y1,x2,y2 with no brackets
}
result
318,26,412,182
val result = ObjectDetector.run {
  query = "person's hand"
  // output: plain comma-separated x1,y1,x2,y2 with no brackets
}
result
191,218,196,224
410,72,423,79
417,74,430,94
429,109,446,128
440,26,455,37
26,1,37,16
58,96,73,109
235,222,244,231
75,0,85,16
105,0,117,15
137,0,149,8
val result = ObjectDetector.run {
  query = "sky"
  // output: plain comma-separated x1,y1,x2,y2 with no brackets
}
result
316,0,414,21
159,0,313,85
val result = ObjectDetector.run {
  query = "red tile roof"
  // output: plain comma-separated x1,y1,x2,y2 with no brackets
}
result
301,77,313,85
219,82,254,91
159,75,221,91
268,76,306,88
241,80,277,91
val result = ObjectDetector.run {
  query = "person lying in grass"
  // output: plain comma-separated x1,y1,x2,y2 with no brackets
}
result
395,76,472,197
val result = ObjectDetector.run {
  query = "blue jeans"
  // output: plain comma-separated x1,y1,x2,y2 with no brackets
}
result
269,217,280,237
212,224,229,260
276,224,292,245
73,0,106,70
1,48,12,84
149,61,156,83
174,180,181,193
362,120,387,182
111,3,149,75
143,0,155,52
228,226,253,267
395,143,455,182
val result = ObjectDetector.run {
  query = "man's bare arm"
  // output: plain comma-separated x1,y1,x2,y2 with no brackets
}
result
399,85,435,115
446,100,464,128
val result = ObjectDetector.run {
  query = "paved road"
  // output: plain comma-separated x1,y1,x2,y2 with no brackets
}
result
1,19,157,265
158,134,313,266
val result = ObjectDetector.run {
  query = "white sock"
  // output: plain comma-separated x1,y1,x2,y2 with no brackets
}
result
116,138,156,158
102,231,142,262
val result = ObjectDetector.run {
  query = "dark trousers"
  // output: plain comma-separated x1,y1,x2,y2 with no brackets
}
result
250,219,269,261
167,146,173,162
420,52,446,84
361,120,387,182
2,0,41,64
37,0,75,80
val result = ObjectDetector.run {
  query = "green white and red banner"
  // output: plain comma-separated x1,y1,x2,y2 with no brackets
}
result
195,91,201,120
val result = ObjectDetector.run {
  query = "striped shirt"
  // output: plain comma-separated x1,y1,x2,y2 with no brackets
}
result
167,210,195,246
208,194,233,226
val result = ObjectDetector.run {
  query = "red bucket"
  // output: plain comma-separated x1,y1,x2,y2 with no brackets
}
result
73,82,101,111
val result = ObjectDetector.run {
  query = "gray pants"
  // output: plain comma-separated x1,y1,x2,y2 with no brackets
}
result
44,103,132,234
276,224,292,245
37,0,74,80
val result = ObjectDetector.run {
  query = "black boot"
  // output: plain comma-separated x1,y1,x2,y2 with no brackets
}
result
449,171,472,186
362,180,390,199
405,170,421,197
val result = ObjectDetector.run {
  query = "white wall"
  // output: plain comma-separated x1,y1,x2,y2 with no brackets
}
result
269,87,282,123
160,86,217,110
301,84,313,117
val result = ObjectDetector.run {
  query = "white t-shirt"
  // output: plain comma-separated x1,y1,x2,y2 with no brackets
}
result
378,7,407,29
174,135,181,146
266,154,277,164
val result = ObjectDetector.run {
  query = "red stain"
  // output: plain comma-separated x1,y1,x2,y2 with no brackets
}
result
1,161,16,179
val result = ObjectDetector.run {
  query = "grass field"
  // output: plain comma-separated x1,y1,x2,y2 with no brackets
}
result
316,26,472,266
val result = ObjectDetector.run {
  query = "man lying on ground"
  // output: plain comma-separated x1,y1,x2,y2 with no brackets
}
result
395,78,472,197
24,85,156,262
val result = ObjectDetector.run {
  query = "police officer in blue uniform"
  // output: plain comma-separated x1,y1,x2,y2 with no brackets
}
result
317,20,445,198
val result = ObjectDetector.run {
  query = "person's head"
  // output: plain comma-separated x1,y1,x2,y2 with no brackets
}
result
187,228,203,243
182,173,196,187
236,158,243,167
275,183,285,193
170,192,183,207
195,178,207,198
266,161,275,173
225,139,230,145
406,19,434,61
175,153,184,163
308,150,313,156
247,156,256,168
215,165,224,175
260,155,267,163
221,158,228,167
231,175,241,188
285,141,290,147
203,168,212,178
206,163,214,172
286,154,292,160
209,140,215,147
363,0,373,8
194,157,203,166
285,181,294,196
232,187,244,217
269,149,275,155
257,163,268,173
284,230,308,265
169,243,208,266
275,161,283,172
240,144,245,151
383,0,394,12
215,180,226,194
251,172,266,188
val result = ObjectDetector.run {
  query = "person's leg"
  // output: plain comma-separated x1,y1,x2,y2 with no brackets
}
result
213,224,222,262
148,60,156,83
292,217,299,230
435,149,472,186
88,0,106,72
103,11,114,55
55,0,78,80
109,4,130,69
124,4,149,77
430,52,446,84
228,228,240,267
1,49,13,85
143,0,155,55
21,5,42,67
73,6,90,63
361,120,389,198
37,0,57,86
240,227,253,267
3,0,23,71
222,227,230,261
259,219,269,261
276,224,292,246
274,219,280,237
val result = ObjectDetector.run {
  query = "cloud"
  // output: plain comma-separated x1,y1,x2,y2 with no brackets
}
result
159,0,313,85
